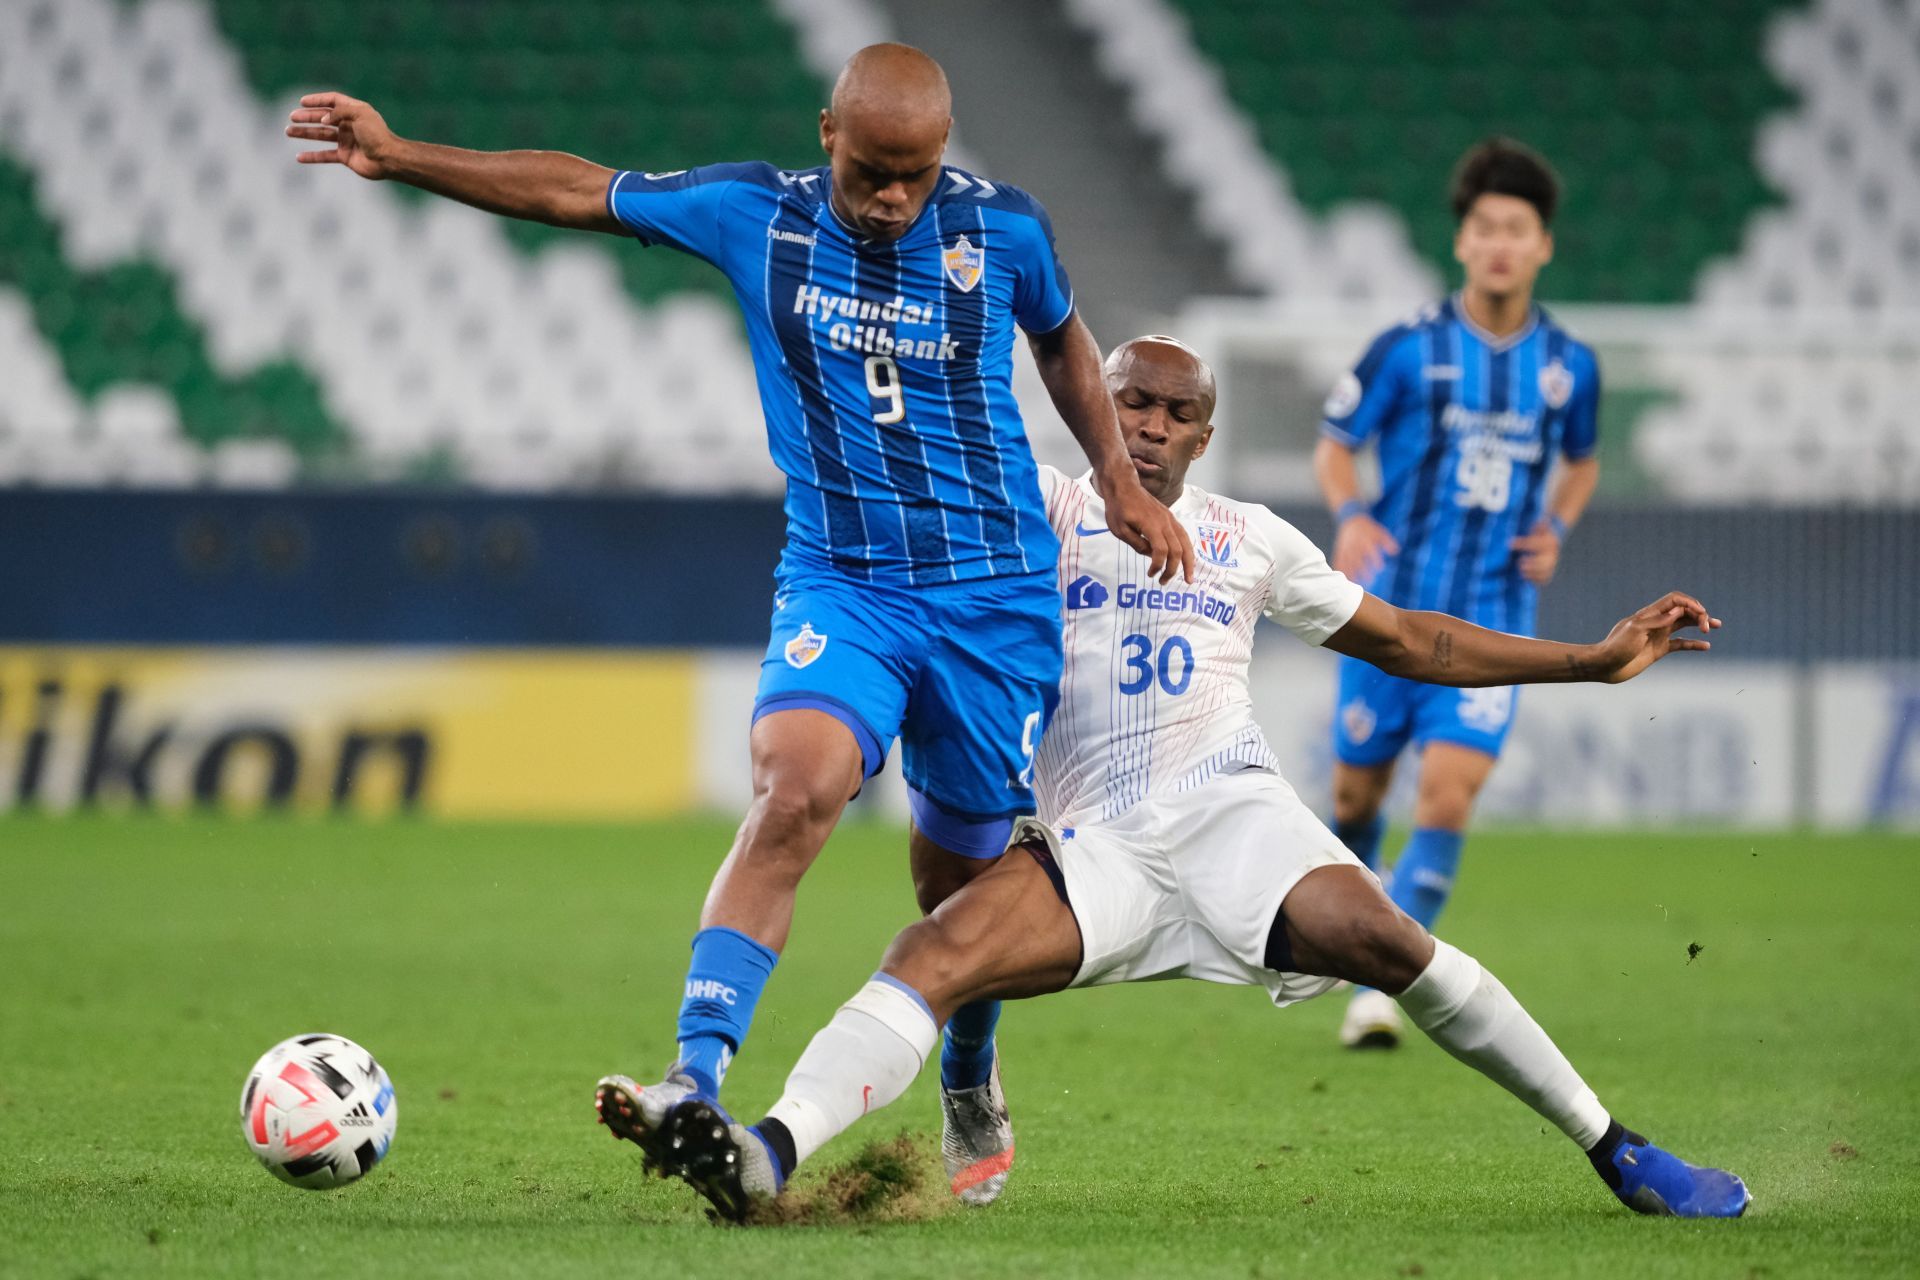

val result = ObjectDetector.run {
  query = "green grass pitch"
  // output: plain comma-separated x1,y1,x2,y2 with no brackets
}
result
4,817,1915,1278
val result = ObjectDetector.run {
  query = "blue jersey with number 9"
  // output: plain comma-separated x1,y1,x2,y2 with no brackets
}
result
607,163,1072,586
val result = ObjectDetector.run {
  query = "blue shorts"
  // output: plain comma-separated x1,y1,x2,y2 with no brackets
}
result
1331,654,1519,766
754,564,1063,830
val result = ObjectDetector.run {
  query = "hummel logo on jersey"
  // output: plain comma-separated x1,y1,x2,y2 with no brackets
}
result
1073,521,1109,537
1066,575,1109,610
767,226,816,247
685,979,739,1006
943,171,999,199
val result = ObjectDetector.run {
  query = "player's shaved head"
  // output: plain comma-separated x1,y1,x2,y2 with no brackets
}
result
1105,336,1218,503
831,43,952,131
1105,336,1218,421
820,44,953,242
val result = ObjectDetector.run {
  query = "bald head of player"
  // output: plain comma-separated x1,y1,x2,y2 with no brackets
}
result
1104,336,1218,503
820,43,952,242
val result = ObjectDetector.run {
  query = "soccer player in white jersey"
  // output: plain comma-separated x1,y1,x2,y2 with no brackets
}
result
623,336,1749,1222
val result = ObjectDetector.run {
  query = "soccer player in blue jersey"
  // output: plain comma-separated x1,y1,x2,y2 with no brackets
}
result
287,43,1192,1199
1314,139,1602,1049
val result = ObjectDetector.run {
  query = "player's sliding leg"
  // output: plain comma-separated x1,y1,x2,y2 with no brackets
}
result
908,813,1017,1206
651,844,1081,1221
1280,865,1750,1218
595,711,864,1158
1328,758,1402,1047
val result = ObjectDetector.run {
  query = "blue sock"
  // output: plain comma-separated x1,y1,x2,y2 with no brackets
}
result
940,999,999,1091
1385,827,1466,932
674,926,779,1098
1332,813,1387,873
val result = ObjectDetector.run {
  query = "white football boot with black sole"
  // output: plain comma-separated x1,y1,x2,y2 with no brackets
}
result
1340,989,1404,1050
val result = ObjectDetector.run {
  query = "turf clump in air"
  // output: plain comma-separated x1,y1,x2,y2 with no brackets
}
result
742,1133,950,1228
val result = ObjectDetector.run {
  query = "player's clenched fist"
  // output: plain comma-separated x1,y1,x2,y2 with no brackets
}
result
286,92,399,179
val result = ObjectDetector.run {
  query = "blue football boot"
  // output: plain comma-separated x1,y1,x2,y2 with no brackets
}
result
1589,1122,1751,1218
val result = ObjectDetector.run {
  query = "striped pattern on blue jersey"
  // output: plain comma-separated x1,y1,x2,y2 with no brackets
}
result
1321,296,1600,635
605,162,1073,586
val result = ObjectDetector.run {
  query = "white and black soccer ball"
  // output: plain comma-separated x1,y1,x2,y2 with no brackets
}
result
240,1034,397,1190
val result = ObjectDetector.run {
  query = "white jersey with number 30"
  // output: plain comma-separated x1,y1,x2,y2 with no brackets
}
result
1034,466,1364,829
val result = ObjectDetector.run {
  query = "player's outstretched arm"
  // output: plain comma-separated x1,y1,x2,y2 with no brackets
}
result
1029,314,1194,584
286,92,623,234
1326,591,1720,687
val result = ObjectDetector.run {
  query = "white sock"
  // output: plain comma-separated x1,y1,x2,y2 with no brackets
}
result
1396,939,1611,1149
763,976,938,1167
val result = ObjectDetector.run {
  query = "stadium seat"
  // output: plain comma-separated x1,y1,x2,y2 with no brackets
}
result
1162,0,1800,304
0,0,816,491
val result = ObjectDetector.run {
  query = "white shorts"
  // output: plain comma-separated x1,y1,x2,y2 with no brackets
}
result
1019,767,1370,1008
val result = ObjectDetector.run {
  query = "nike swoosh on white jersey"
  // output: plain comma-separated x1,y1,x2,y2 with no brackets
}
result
1073,522,1110,537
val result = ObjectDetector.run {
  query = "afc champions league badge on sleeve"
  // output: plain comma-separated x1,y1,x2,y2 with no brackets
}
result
1324,372,1362,420
942,235,984,293
784,623,829,669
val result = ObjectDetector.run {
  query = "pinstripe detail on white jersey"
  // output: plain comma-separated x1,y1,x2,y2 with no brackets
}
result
1032,467,1363,829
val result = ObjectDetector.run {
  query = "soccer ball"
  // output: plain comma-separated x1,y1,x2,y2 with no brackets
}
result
240,1033,397,1189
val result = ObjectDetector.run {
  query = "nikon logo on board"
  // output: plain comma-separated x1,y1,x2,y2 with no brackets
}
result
0,649,696,818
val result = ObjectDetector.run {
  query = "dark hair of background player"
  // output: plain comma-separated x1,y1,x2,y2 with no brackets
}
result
1450,138,1561,226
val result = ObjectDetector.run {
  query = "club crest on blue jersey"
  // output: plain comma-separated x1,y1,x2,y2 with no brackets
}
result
1195,524,1241,568
1065,575,1108,610
1341,697,1377,746
942,235,984,293
784,623,829,669
1538,359,1573,410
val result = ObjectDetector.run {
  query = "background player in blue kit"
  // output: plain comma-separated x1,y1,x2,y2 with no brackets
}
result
1313,139,1602,1049
287,43,1192,1197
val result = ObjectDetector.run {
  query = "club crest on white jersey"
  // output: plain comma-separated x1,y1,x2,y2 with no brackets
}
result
1195,524,1241,568
1033,465,1365,828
